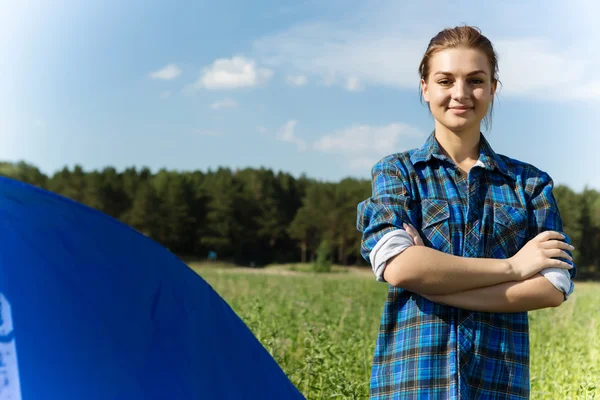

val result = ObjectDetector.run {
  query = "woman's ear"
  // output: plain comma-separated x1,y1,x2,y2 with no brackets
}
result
490,79,497,96
421,79,430,102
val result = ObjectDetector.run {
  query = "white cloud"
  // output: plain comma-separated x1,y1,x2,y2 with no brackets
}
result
254,22,424,92
149,64,182,80
195,56,273,90
160,91,172,99
313,122,424,155
268,118,425,164
252,2,600,102
344,76,362,92
565,80,600,100
312,122,426,171
286,74,308,87
271,120,425,167
493,38,599,100
210,98,238,110
276,120,306,151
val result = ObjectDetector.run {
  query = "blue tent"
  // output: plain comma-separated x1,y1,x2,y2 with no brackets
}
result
0,177,305,399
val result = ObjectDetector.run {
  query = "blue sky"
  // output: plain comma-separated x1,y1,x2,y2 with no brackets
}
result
1,0,598,191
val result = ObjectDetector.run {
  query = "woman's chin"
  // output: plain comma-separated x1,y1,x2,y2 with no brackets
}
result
438,119,476,133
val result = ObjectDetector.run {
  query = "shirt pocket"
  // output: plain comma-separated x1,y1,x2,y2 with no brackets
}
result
488,203,528,258
421,198,452,254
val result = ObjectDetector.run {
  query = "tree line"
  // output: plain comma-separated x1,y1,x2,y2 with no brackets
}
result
1,161,598,278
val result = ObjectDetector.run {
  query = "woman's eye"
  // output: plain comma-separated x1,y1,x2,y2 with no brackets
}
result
438,80,451,85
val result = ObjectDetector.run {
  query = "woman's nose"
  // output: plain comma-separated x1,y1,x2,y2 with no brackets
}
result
452,80,471,101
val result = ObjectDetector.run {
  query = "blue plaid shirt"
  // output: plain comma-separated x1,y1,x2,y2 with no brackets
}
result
357,132,576,399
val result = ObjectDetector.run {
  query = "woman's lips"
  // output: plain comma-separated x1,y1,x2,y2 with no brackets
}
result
448,106,472,115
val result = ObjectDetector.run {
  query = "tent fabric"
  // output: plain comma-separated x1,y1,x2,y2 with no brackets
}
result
0,177,305,400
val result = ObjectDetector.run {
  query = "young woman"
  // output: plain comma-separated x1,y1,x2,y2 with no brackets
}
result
357,25,576,399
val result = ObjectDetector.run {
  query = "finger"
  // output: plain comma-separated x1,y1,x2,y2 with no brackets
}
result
403,223,416,237
405,228,421,245
545,249,573,262
551,259,574,269
414,234,425,246
404,223,424,246
540,240,575,251
544,249,573,262
537,231,566,242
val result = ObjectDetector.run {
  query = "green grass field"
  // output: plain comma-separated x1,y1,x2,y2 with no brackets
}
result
191,263,599,399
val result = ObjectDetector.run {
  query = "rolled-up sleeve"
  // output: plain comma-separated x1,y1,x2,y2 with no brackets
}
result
357,158,414,282
527,171,576,300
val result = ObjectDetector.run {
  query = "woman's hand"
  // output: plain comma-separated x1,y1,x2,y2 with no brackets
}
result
403,223,424,246
507,230,574,280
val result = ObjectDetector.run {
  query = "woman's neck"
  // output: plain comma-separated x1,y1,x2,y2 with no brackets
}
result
434,123,481,166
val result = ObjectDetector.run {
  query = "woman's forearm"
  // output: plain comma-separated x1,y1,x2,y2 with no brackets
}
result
420,273,564,312
383,246,514,295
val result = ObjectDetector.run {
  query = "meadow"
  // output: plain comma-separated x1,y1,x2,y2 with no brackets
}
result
191,263,599,400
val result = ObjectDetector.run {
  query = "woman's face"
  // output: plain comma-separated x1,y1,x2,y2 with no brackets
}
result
421,47,496,134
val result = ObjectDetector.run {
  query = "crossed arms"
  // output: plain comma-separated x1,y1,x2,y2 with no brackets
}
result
382,225,574,312
359,161,576,313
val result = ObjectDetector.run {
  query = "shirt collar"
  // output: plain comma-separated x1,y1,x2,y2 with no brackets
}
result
410,131,515,180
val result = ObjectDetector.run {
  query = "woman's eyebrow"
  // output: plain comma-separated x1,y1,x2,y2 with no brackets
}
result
433,70,488,76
